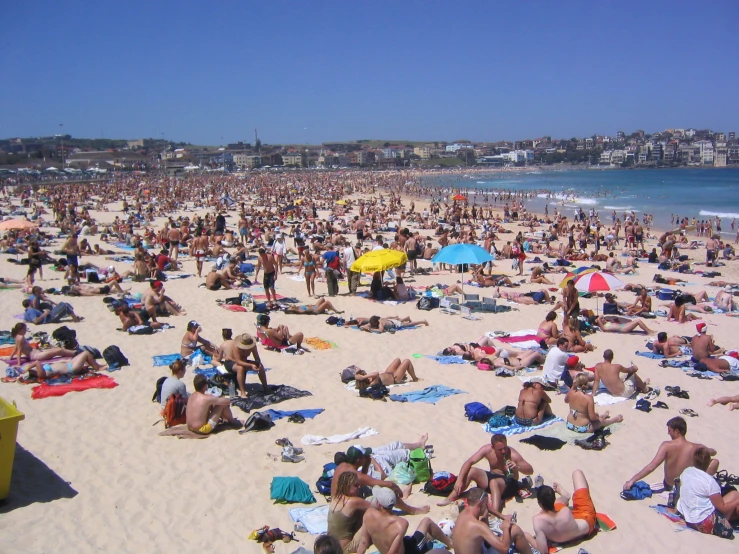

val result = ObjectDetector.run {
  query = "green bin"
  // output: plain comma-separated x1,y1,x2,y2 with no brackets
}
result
0,397,25,500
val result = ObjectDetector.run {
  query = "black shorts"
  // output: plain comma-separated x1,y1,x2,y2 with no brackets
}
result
209,283,222,291
223,360,235,372
100,285,111,294
263,271,276,289
66,254,78,267
403,531,431,554
487,472,520,500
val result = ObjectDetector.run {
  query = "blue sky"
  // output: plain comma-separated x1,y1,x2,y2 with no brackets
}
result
2,1,738,145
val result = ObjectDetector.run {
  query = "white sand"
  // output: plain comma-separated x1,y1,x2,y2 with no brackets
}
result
1,198,738,553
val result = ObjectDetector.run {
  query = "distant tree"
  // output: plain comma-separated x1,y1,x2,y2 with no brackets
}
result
383,142,390,148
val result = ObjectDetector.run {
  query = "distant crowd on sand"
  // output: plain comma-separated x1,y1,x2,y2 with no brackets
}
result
1,167,739,553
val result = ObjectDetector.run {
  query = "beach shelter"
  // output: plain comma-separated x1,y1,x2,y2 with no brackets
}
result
0,219,39,231
431,243,494,292
573,271,625,314
451,194,467,202
351,249,407,274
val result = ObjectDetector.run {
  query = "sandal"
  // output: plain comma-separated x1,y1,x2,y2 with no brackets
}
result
654,401,669,409
679,408,699,417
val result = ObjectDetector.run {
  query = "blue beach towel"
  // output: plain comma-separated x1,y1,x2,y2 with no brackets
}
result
636,351,664,359
152,353,181,367
289,505,329,535
482,415,562,436
426,355,468,365
262,408,325,421
270,476,316,504
390,385,466,404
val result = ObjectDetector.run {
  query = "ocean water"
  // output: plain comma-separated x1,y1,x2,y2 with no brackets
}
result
422,167,739,234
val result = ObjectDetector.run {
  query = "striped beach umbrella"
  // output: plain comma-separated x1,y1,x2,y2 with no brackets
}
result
573,271,625,314
558,266,598,288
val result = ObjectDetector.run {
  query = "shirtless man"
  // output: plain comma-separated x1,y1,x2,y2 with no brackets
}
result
404,233,418,274
514,382,553,426
592,349,649,398
562,280,579,327
186,374,240,434
623,416,718,492
205,267,231,290
356,488,452,554
691,322,723,363
117,304,164,331
331,447,429,515
190,230,209,277
667,299,699,322
626,288,652,316
142,280,186,322
219,332,268,397
528,470,597,553
652,332,689,358
167,225,181,262
254,247,278,308
439,434,534,517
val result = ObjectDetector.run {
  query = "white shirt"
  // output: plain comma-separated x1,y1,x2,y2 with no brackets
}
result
677,466,720,524
542,347,569,382
344,246,357,269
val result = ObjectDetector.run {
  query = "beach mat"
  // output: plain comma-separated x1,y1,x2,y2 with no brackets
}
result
483,415,562,436
158,425,210,439
523,421,624,446
31,373,118,399
230,384,312,413
389,384,466,404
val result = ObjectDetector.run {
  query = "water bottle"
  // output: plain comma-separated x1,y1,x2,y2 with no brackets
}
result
228,379,236,398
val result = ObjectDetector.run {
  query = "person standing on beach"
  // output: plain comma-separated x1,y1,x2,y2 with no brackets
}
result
562,280,579,328
255,247,278,308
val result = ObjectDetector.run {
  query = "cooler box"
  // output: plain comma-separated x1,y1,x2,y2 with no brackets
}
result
0,397,25,500
657,289,675,301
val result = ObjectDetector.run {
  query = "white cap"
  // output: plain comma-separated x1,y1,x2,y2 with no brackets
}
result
372,486,397,508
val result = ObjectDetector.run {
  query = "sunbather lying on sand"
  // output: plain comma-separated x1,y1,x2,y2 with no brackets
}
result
284,298,343,315
30,350,107,379
359,315,428,333
593,315,655,334
351,358,419,386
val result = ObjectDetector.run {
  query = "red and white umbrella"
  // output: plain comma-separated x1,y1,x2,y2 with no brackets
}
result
573,271,625,314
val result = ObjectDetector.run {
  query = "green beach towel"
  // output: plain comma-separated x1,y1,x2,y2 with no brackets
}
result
270,476,316,504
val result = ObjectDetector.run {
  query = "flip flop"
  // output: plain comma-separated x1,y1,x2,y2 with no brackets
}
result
654,401,669,409
665,386,680,394
680,408,699,417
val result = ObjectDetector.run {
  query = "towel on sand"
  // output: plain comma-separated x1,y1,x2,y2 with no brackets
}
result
636,351,664,359
427,355,468,365
483,415,562,436
289,505,330,535
32,373,118,399
390,385,466,404
262,408,324,421
518,435,567,451
301,426,378,446
230,384,312,413
345,381,409,393
523,421,624,446
152,353,182,367
594,391,633,406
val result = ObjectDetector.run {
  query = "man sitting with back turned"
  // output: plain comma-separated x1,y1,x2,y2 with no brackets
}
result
186,374,240,434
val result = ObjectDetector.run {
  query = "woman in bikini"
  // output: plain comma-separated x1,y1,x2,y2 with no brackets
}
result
360,315,429,334
563,317,595,352
284,297,343,315
30,349,107,380
536,311,560,346
10,322,77,367
353,358,419,386
565,373,623,433
300,248,316,297
180,321,221,359
594,315,654,334
441,337,500,360
476,350,546,371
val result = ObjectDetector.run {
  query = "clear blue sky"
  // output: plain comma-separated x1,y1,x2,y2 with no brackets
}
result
2,1,738,145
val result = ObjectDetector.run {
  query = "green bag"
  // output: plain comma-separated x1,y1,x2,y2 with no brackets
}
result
409,448,430,483
389,462,416,485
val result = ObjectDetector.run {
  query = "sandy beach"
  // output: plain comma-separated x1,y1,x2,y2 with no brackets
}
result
1,185,738,554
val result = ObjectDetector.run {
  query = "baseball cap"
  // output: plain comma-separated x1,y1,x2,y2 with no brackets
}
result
372,486,397,508
696,322,707,334
567,355,580,367
346,446,372,464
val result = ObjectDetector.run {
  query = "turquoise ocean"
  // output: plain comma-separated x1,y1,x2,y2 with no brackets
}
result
421,167,739,235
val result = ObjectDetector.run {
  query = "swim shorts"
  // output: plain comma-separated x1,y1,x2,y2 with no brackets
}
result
263,271,276,289
514,415,534,427
687,510,734,539
402,531,431,554
486,472,520,500
223,360,235,372
191,419,217,435
720,355,739,373
555,488,597,535
100,285,110,294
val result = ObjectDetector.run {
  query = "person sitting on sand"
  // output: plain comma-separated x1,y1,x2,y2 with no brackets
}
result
352,358,420,387
256,313,305,351
117,304,165,332
453,487,536,554
514,381,553,427
352,435,429,481
536,311,560,346
623,416,718,492
160,359,189,407
356,487,453,554
473,268,515,287
30,349,106,380
530,266,553,285
22,298,83,324
10,322,77,366
439,434,534,517
219,331,268,398
205,267,232,290
331,447,429,516
328,472,373,553
562,317,594,353
528,470,598,553
359,315,428,334
142,280,186,321
709,395,739,411
626,288,652,316
666,297,700,323
186,374,240,435
691,322,724,363
592,349,649,397
565,374,623,433
181,321,221,359
284,298,342,315
652,332,690,358
593,315,654,334
677,447,739,538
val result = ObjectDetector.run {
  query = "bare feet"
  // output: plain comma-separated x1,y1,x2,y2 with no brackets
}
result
708,399,717,407
410,504,431,515
613,414,624,423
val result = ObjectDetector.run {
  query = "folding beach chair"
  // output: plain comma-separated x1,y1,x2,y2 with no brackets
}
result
439,298,461,315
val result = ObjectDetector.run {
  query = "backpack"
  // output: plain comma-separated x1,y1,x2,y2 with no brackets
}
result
423,473,457,496
326,316,339,325
416,296,435,311
52,326,78,350
103,345,129,369
316,462,337,497
81,345,102,359
153,376,167,403
162,393,187,428
409,448,431,483
128,324,154,335
242,412,274,432
359,384,389,400
464,402,493,422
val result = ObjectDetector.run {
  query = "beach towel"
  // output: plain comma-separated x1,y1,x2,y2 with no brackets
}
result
389,385,466,404
289,505,330,535
519,435,567,451
524,421,624,446
304,337,338,350
230,384,312,413
621,481,652,500
301,426,379,446
344,380,409,393
262,408,324,422
31,373,118,399
496,333,539,344
427,355,468,365
158,425,210,439
482,415,562,436
221,304,249,312
270,477,316,504
594,391,633,406
152,353,183,367
163,273,193,280
636,351,664,359
649,504,694,532
0,342,38,358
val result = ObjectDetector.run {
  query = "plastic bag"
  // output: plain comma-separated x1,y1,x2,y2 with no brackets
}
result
389,462,416,485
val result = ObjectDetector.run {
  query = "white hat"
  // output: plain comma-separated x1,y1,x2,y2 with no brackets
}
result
372,486,397,508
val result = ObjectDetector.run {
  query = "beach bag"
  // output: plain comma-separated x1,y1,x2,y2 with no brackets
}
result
326,316,339,325
52,326,78,350
152,376,167,403
416,296,436,311
81,345,102,359
423,473,457,496
243,412,275,432
103,345,129,369
389,462,416,485
359,384,389,400
409,448,431,483
464,402,493,422
128,324,154,335
316,462,337,497
340,367,357,384
162,393,187,428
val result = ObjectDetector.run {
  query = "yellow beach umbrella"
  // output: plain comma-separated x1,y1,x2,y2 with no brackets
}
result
336,200,347,205
351,249,407,274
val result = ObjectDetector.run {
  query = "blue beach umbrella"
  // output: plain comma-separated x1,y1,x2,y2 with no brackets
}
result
431,243,495,292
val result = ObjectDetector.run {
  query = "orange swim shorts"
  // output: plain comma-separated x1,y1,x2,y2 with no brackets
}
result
555,488,596,534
